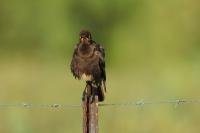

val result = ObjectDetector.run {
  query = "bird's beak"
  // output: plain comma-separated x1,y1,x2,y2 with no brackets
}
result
80,37,89,44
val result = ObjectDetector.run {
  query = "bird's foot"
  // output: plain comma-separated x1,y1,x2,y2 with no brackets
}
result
89,95,95,103
89,92,99,103
82,90,88,102
82,94,96,103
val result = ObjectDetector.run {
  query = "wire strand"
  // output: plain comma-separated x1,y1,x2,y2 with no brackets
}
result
0,103,81,109
0,99,200,109
99,99,200,107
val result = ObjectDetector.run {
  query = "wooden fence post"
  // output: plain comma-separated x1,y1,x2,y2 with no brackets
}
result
83,95,99,133
83,95,89,133
89,96,98,133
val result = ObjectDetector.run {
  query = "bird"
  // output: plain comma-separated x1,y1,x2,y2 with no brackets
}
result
70,30,106,102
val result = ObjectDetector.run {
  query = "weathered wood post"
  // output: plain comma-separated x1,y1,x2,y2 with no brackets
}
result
89,96,98,133
83,95,89,133
82,91,99,133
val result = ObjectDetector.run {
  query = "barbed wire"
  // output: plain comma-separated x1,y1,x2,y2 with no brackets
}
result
0,103,81,109
0,99,200,109
99,99,200,107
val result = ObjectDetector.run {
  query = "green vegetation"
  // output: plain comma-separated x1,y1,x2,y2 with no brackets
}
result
0,0,200,132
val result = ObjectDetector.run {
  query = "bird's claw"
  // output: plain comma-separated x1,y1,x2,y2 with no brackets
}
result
89,95,95,103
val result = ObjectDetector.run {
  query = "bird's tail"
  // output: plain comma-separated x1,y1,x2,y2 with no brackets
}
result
97,84,105,102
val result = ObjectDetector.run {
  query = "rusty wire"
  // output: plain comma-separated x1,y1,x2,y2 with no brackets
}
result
0,99,199,109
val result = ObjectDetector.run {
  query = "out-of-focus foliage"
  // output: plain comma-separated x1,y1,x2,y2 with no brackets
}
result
0,0,200,133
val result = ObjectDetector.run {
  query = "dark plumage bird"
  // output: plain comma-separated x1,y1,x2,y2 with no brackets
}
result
70,30,106,102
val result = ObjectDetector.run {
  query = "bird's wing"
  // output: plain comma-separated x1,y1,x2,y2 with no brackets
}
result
70,45,80,79
96,44,106,91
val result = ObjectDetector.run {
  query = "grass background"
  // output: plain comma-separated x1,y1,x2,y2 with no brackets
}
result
0,0,200,132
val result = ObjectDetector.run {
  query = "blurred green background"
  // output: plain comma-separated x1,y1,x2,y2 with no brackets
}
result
0,0,200,133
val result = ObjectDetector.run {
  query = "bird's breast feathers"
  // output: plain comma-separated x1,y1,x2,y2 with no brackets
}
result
81,73,93,81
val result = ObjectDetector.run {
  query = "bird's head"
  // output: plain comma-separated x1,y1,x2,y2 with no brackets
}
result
79,30,92,44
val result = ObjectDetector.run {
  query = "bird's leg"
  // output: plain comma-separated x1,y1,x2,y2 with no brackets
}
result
89,82,99,103
82,81,92,101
